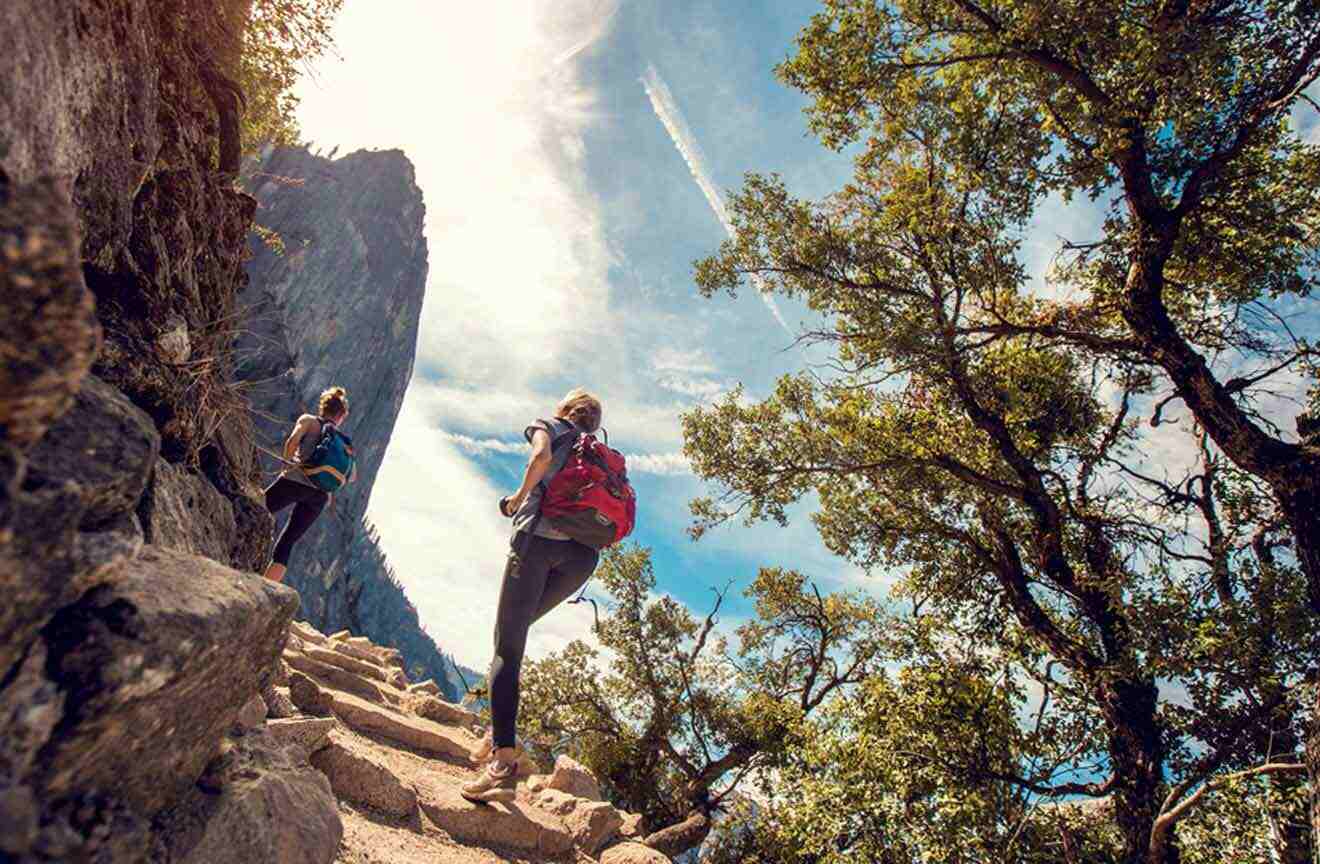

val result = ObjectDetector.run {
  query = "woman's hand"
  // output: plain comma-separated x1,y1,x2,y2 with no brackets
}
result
503,492,526,516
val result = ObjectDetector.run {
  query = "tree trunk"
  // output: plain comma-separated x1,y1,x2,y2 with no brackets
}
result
197,0,252,175
1099,677,1177,864
645,810,712,858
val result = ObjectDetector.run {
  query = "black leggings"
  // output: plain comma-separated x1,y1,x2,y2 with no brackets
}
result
489,533,599,748
264,477,328,567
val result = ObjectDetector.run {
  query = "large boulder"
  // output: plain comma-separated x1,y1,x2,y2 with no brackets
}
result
138,460,238,565
34,546,299,817
159,728,341,864
548,754,602,801
534,788,624,854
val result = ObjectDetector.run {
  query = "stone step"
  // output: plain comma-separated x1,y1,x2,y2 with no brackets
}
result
408,679,441,696
326,689,476,763
377,647,406,671
409,694,481,730
283,649,402,708
327,642,409,690
310,732,418,817
414,777,573,857
338,807,517,864
304,644,390,683
600,842,672,864
290,620,329,645
331,638,388,668
266,716,337,754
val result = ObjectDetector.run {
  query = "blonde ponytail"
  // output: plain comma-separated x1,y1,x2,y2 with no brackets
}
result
318,386,349,420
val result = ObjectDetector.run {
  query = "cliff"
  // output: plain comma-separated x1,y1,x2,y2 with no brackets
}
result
235,144,477,700
0,1,319,861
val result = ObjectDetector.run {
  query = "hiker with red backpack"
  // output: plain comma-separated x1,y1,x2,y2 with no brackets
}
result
462,388,636,803
262,386,358,583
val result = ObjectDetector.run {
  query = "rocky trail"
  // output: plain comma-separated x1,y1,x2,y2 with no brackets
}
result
259,621,667,864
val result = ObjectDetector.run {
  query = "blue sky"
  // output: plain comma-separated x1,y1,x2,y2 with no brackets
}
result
292,0,1319,669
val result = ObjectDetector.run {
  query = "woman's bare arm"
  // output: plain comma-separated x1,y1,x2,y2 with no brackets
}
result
283,415,320,462
506,428,553,512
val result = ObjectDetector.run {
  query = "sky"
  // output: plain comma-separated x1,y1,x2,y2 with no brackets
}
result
291,1,1320,670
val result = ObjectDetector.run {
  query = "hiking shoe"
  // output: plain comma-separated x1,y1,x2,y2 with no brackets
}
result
460,757,517,803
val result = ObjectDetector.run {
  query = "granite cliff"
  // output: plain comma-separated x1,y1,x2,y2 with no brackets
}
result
0,1,321,860
236,144,477,700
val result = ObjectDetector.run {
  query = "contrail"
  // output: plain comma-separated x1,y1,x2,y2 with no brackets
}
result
552,1,619,67
641,64,792,334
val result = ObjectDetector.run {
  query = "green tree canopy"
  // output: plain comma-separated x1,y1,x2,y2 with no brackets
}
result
240,0,344,149
518,545,889,856
683,3,1320,862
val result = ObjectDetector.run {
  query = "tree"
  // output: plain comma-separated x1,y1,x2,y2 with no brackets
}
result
683,4,1320,860
239,0,345,151
708,617,1311,864
517,545,888,857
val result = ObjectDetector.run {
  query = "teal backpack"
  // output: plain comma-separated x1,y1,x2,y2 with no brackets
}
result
302,421,355,492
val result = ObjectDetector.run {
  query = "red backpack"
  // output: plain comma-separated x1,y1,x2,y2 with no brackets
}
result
540,426,637,549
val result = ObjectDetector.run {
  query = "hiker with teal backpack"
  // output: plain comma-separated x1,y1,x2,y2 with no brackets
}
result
462,388,637,803
262,386,358,583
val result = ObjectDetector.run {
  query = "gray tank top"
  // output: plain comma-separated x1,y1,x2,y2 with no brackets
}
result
511,417,581,539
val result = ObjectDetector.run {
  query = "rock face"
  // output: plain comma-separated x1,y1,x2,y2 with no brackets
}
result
236,145,478,701
0,1,327,861
138,461,240,564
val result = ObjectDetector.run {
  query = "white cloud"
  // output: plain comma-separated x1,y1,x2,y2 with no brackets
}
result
640,63,793,335
624,451,691,476
435,428,691,476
